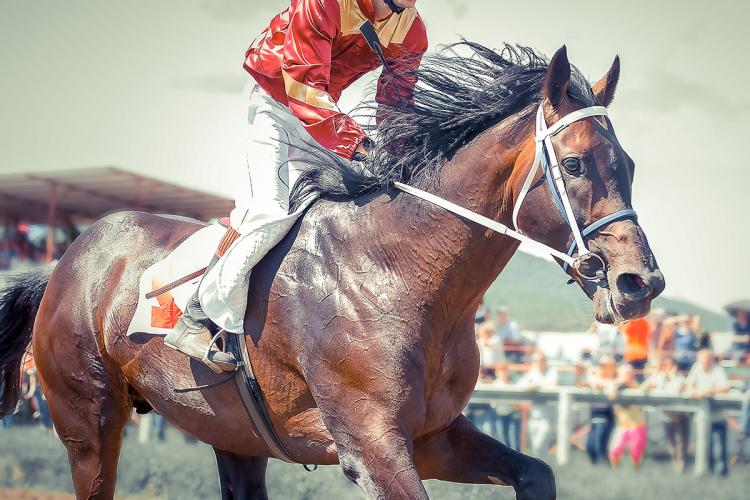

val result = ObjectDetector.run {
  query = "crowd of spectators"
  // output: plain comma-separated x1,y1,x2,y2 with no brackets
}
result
467,302,750,477
0,223,50,269
3,294,749,472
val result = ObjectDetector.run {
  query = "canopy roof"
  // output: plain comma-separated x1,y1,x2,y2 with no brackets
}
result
0,167,232,222
725,300,750,315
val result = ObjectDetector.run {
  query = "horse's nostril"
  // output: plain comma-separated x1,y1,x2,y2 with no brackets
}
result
617,273,651,297
632,275,646,289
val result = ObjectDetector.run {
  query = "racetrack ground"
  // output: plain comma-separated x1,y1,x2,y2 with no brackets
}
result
0,426,747,499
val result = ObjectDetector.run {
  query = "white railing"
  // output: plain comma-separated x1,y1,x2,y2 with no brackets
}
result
471,385,745,475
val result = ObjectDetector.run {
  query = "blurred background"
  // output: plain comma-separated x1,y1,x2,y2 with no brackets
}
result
1,1,748,499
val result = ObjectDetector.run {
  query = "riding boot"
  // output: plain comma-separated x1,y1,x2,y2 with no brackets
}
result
164,226,241,373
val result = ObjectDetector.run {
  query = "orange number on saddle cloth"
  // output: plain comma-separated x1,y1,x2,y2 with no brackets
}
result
150,277,183,329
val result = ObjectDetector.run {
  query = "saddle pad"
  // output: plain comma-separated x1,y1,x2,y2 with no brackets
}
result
126,224,225,337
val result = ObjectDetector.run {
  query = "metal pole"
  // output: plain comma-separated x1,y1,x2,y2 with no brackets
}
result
694,398,711,476
556,389,573,465
520,406,528,453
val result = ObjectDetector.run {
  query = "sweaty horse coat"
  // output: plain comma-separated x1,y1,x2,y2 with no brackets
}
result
0,43,665,499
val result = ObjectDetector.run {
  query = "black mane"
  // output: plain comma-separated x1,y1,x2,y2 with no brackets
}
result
289,41,596,208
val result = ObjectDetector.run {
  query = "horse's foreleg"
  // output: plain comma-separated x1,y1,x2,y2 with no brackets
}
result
314,401,428,499
335,423,427,499
213,448,268,500
303,339,428,498
413,414,556,500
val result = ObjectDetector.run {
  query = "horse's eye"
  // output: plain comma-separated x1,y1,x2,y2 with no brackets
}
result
562,157,584,175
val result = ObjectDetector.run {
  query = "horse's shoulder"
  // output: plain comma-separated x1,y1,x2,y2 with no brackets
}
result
294,193,390,248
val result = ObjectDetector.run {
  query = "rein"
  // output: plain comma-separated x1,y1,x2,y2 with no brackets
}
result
395,103,637,282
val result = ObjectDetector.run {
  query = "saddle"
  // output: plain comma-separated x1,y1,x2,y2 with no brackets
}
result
126,223,221,335
126,217,299,464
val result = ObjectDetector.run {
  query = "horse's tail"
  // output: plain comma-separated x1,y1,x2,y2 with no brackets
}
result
0,266,52,417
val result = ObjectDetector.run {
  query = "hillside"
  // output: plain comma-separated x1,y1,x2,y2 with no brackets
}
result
0,254,731,333
483,252,731,332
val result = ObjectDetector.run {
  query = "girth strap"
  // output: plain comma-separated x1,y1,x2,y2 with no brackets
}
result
225,332,299,463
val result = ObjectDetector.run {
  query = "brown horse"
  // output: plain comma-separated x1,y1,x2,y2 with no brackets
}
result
0,43,664,499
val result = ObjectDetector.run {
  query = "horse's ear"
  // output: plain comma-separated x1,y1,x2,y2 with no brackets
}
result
543,45,571,109
593,55,621,107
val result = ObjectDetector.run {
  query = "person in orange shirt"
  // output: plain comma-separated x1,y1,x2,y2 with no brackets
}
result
621,317,651,381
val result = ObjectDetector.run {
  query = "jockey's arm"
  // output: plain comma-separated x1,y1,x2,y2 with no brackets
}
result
375,18,428,124
281,0,368,161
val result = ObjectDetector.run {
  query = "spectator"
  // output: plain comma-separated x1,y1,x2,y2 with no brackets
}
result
476,320,505,378
609,365,647,468
0,413,13,428
493,307,524,362
586,355,618,465
588,321,622,359
518,351,559,456
466,400,499,440
25,366,53,432
573,361,590,388
730,308,750,361
649,309,668,354
685,348,731,476
465,348,500,438
659,315,700,372
621,317,650,381
642,355,688,472
673,316,699,372
492,361,521,451
475,299,488,325
734,381,750,465
0,239,12,270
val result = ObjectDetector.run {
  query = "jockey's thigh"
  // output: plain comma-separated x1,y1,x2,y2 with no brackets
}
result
230,83,317,230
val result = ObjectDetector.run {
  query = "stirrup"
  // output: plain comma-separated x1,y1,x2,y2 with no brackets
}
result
202,329,237,367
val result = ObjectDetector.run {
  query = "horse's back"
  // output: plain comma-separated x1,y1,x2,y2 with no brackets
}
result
33,210,201,370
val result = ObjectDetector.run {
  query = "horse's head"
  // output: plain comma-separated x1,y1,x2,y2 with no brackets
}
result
513,47,665,324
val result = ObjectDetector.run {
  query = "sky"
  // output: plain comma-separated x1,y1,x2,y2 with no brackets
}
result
1,0,748,312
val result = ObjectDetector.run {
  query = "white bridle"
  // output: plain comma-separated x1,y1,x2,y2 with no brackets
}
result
394,103,638,281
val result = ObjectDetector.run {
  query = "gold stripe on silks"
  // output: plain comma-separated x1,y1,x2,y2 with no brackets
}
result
338,0,369,35
282,70,340,111
373,7,418,47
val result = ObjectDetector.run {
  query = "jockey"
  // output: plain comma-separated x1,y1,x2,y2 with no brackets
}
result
164,0,428,373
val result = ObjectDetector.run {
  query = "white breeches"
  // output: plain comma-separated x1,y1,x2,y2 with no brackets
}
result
199,81,318,333
229,82,315,233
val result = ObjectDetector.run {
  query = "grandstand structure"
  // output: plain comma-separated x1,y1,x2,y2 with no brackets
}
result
0,166,233,262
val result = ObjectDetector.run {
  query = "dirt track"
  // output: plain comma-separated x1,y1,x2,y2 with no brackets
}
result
1,426,748,499
0,490,73,500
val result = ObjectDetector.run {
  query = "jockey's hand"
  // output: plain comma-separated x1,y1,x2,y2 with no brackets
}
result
352,137,374,162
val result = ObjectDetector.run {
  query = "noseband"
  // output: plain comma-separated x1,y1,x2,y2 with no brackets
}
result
395,103,637,282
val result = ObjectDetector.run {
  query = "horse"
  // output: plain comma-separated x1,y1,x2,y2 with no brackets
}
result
0,42,664,499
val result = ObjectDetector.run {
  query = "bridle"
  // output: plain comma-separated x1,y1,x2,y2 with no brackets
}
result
394,102,638,282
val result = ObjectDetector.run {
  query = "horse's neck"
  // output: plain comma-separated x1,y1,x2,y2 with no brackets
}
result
380,117,531,329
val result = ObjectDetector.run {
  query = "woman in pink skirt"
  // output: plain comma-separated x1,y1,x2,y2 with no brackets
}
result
610,364,648,468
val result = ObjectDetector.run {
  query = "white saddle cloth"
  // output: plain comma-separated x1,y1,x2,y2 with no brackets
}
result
127,223,226,337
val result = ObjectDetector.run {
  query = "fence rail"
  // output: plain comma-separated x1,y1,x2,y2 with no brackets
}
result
471,385,745,475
